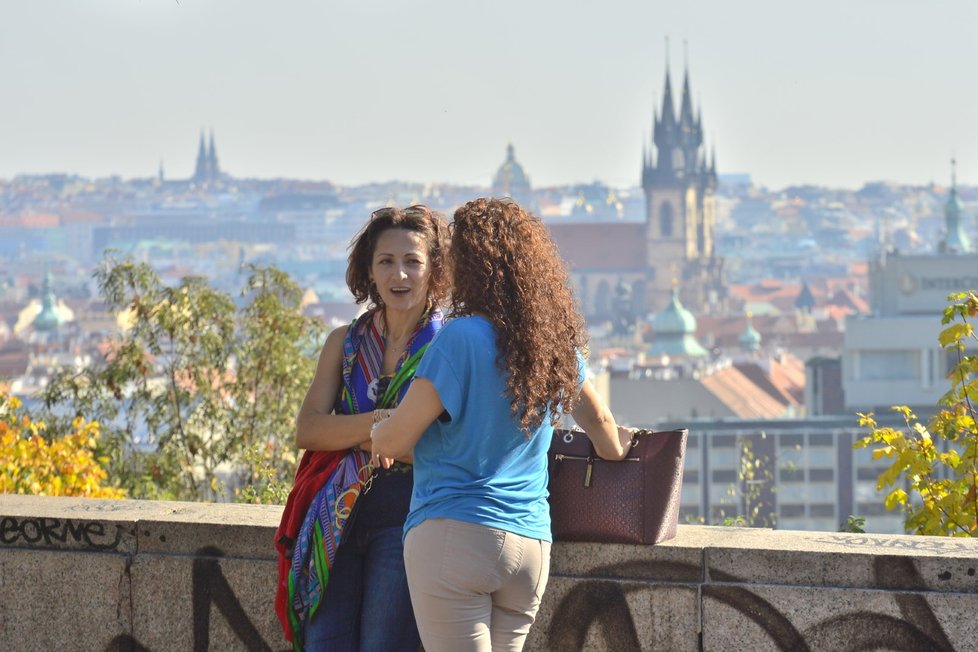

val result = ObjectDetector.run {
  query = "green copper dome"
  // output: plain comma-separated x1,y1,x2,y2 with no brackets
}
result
649,288,708,357
33,271,63,332
653,287,697,335
739,313,762,351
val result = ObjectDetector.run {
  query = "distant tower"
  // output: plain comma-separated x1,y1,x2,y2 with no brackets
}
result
941,159,971,254
208,130,221,183
795,280,816,314
33,270,62,333
193,130,209,186
192,129,222,187
641,52,722,314
491,144,535,211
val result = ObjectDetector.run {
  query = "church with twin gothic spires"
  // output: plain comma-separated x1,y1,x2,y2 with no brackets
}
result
641,63,723,313
191,130,223,187
547,62,726,321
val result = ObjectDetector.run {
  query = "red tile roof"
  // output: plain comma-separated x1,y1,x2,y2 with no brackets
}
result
700,366,789,418
0,214,62,228
734,355,806,407
728,276,870,316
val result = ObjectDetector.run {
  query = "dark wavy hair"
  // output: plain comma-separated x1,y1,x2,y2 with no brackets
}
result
347,205,451,310
449,198,588,432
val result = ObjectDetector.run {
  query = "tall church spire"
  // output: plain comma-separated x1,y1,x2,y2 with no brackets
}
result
660,68,677,130
651,68,680,179
193,130,208,185
677,48,704,178
660,37,677,131
207,129,220,182
641,54,724,314
679,47,695,131
680,68,693,122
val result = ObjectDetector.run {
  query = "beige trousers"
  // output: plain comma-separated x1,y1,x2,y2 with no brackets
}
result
403,518,551,652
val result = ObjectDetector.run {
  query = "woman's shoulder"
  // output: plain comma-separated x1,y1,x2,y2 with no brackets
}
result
427,315,492,350
323,320,351,350
439,315,493,336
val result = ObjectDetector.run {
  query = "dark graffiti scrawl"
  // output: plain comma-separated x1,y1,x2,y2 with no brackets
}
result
813,534,978,554
549,557,956,651
104,635,152,652
0,516,124,550
548,580,644,650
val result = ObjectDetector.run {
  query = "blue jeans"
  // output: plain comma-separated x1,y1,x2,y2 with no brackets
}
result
304,524,420,652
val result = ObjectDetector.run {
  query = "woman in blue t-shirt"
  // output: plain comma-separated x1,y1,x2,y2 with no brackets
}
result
370,197,635,652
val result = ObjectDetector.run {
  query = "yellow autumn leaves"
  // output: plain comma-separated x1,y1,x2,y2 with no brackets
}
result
0,393,125,499
856,291,978,536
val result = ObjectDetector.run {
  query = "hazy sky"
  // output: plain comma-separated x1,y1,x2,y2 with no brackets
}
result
2,1,977,190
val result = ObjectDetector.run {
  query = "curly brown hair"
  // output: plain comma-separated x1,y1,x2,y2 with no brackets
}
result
449,197,588,432
347,205,451,309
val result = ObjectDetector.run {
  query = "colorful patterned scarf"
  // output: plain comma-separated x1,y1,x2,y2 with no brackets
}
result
281,307,442,649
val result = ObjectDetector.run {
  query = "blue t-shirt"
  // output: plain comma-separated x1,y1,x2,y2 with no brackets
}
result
405,315,586,542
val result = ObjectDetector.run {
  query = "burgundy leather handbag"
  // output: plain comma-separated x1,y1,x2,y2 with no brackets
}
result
547,427,688,544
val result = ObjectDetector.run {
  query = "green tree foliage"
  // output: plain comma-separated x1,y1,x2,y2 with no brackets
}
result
719,436,777,527
40,255,325,502
686,434,783,528
856,291,978,536
839,515,866,533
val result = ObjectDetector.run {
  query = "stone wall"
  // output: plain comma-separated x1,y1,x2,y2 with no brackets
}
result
1,494,976,651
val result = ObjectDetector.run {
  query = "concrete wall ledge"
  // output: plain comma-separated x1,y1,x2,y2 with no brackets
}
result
2,494,976,650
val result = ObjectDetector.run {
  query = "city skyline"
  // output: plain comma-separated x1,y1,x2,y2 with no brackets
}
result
2,1,977,191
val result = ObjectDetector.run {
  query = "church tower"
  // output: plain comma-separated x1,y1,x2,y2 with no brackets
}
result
641,60,723,313
941,158,972,254
192,130,209,186
207,130,221,183
192,129,222,187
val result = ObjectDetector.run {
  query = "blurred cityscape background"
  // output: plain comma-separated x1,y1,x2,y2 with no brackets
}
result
2,1,977,534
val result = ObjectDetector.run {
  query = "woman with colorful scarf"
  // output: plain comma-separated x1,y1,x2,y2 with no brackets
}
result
275,205,450,651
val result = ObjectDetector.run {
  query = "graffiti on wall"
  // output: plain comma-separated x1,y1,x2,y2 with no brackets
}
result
0,516,125,550
814,533,976,554
3,511,970,651
548,556,957,651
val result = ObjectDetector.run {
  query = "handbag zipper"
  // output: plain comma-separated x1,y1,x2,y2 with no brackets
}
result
552,453,639,488
553,454,641,462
